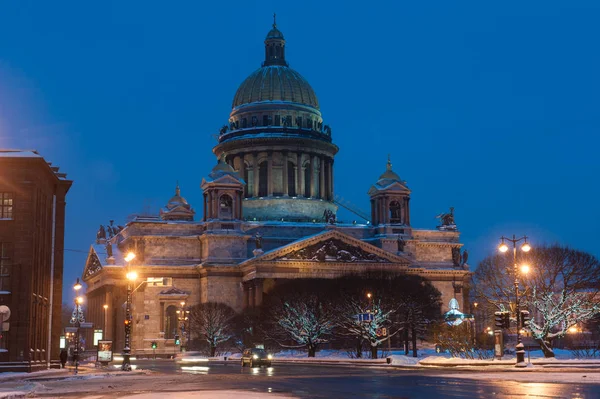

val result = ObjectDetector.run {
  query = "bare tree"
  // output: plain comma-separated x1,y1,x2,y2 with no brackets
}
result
336,297,402,359
270,293,335,357
189,302,236,357
472,245,600,357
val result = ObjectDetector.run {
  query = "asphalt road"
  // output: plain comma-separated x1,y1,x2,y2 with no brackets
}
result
115,359,599,398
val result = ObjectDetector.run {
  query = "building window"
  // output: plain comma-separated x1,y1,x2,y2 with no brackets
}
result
288,161,296,196
219,195,233,219
165,305,178,339
0,193,13,219
242,118,247,128
274,115,280,126
258,161,268,197
0,243,12,293
263,115,269,126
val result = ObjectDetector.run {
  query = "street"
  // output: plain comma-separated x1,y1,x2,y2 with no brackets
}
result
4,359,597,398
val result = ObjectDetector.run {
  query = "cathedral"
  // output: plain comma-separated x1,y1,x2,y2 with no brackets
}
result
81,22,470,355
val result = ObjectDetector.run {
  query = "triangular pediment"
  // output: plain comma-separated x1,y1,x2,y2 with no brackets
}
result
82,246,103,280
201,174,245,188
255,230,410,265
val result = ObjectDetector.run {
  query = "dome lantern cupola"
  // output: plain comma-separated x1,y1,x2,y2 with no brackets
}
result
263,14,287,67
160,182,195,221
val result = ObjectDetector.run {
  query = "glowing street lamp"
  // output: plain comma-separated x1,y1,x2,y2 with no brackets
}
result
122,252,136,371
498,235,533,367
70,280,85,375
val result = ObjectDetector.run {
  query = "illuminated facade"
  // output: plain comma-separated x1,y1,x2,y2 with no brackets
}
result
81,23,470,355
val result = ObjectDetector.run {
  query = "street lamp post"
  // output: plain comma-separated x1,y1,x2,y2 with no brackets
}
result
498,235,531,367
122,252,137,371
70,278,84,375
103,304,108,339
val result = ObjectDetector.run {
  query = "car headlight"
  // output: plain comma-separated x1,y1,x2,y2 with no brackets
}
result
267,354,273,360
253,355,258,359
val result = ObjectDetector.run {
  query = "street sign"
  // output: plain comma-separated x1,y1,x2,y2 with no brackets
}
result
65,327,78,333
80,322,93,329
357,313,374,323
93,329,103,346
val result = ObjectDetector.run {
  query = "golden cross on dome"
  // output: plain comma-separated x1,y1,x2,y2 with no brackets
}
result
273,13,277,28
387,154,392,170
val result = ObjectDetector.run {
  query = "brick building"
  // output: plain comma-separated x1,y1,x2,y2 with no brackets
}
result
81,23,471,356
0,150,72,371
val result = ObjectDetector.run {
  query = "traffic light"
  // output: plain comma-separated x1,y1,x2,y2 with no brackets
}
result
174,335,180,345
151,341,157,349
520,310,530,328
494,312,504,329
502,312,511,329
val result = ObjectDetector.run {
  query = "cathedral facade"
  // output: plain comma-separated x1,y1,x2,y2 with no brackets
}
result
81,23,470,355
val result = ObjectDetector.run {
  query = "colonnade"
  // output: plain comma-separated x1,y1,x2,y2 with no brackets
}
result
226,151,334,200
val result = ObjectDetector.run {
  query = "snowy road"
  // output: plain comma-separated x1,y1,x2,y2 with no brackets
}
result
1,361,599,398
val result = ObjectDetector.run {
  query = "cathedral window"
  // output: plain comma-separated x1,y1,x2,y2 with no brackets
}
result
274,115,280,126
219,195,233,219
304,165,311,197
390,201,402,223
242,118,247,128
0,193,13,219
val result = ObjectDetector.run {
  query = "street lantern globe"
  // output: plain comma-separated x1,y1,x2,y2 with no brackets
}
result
103,304,108,310
76,296,84,304
126,271,138,281
367,293,372,299
73,278,82,291
125,252,136,262
520,264,531,275
521,242,531,252
498,242,509,253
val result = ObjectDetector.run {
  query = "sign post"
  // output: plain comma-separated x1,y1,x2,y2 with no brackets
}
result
97,340,113,366
494,330,504,360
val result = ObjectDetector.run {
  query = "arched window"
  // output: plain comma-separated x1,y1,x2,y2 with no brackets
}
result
287,161,296,196
390,200,402,223
259,161,268,197
165,305,178,339
219,195,233,219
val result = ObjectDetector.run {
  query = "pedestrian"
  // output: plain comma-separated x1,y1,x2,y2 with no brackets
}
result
60,349,68,368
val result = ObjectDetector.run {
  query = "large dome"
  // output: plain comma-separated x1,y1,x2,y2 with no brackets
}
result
232,66,319,110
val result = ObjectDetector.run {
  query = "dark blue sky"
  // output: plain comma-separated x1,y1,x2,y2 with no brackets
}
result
1,1,599,302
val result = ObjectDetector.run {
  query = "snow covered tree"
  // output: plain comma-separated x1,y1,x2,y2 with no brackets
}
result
189,302,236,357
336,296,401,359
472,245,600,357
264,279,337,357
333,272,441,358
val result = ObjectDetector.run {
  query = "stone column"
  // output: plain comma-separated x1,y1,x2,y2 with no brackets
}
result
242,283,249,309
405,197,411,226
254,279,264,307
267,151,273,197
283,151,289,196
253,153,259,197
297,152,304,197
328,158,334,200
383,197,389,224
203,193,207,221
309,154,316,198
239,154,246,198
371,199,376,225
319,156,325,199
232,195,237,220
213,190,219,219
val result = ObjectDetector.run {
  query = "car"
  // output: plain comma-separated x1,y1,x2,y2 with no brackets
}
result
241,348,272,367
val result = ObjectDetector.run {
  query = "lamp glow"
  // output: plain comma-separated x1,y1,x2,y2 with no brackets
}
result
125,252,136,262
498,242,509,253
126,271,138,281
76,296,84,304
520,264,530,275
73,278,82,291
521,242,531,252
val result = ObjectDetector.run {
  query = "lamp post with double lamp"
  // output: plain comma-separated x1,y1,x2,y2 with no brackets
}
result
70,278,84,375
122,252,137,371
498,235,532,367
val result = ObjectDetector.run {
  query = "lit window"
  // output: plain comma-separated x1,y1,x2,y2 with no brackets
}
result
146,277,172,287
0,193,13,219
